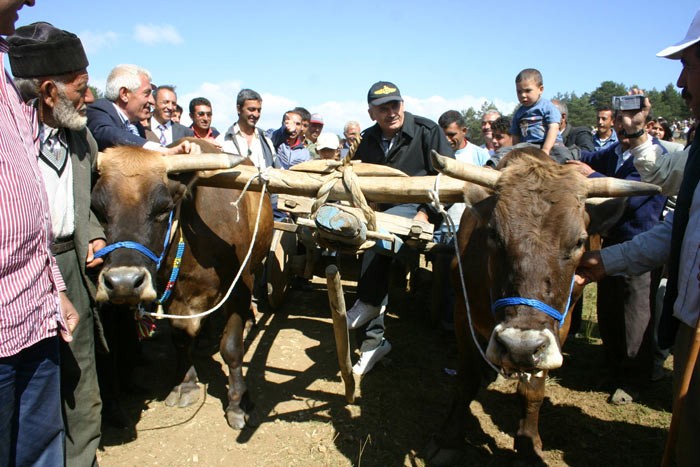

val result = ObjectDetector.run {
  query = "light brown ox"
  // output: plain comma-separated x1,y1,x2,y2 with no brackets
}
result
425,148,661,465
91,142,273,429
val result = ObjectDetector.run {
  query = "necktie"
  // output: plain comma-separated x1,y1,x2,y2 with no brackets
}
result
40,128,68,174
158,124,167,146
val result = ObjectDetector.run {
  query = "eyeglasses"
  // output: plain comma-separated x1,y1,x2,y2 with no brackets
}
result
196,111,212,117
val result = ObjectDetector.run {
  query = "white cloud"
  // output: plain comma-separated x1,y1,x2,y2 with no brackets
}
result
133,24,183,46
78,30,118,54
180,82,301,134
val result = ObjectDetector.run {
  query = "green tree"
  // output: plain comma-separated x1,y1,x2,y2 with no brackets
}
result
553,91,596,129
89,84,102,100
589,81,628,110
461,101,501,146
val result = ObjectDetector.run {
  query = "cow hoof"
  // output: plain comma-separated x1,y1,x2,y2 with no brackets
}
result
164,387,181,407
164,383,201,408
226,408,247,430
423,437,463,466
178,386,201,408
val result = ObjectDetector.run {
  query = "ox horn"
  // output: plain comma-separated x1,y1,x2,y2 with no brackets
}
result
585,177,661,198
430,150,501,189
164,153,246,174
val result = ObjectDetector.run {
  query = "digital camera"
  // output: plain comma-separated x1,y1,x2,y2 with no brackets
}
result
612,95,645,111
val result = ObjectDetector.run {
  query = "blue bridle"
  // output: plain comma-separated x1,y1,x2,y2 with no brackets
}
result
491,275,576,328
93,210,174,270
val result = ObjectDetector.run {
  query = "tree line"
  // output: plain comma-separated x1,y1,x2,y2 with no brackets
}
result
463,81,690,146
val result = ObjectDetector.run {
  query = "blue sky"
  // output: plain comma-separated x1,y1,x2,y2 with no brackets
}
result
11,0,699,134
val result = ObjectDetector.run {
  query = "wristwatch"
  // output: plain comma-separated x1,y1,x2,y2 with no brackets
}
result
621,128,645,138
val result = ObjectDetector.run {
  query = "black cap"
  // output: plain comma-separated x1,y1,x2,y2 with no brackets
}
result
367,81,402,106
8,22,89,78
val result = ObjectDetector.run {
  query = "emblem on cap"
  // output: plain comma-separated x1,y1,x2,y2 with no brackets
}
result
374,85,397,96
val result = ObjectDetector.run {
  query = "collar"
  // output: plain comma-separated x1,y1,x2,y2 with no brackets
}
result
112,102,133,125
0,37,8,53
155,120,172,130
41,123,65,146
191,124,214,139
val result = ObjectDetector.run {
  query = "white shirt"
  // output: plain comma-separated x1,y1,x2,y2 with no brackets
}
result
216,122,271,169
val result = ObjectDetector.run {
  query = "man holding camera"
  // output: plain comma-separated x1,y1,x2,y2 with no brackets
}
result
577,9,700,465
570,111,667,404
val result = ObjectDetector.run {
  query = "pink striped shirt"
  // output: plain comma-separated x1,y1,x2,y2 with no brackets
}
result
0,38,66,358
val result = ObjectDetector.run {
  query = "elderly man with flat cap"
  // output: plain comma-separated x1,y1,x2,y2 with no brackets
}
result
577,9,700,466
345,81,454,376
9,21,105,466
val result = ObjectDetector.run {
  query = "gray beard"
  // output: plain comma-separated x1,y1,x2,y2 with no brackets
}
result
52,92,87,131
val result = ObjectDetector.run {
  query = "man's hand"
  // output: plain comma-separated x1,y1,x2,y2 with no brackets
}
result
619,88,651,143
165,139,201,155
59,291,79,342
413,210,429,223
566,160,595,177
86,238,106,268
575,250,607,286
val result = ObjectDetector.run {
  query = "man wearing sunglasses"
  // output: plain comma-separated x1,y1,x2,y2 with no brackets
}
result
189,96,219,140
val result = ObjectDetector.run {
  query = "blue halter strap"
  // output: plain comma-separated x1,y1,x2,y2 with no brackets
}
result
491,275,576,328
93,210,174,270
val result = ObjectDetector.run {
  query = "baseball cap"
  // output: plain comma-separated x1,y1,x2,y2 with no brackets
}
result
367,81,402,106
316,132,340,151
310,113,324,125
657,9,700,59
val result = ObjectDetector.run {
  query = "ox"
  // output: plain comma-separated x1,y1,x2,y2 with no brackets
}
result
426,148,660,464
91,142,273,428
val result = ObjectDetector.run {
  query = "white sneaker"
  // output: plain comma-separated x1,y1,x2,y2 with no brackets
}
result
353,339,392,376
346,300,384,330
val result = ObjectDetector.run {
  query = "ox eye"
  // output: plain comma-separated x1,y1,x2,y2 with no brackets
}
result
153,206,173,222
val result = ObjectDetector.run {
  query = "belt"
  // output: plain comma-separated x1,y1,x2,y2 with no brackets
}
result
51,236,75,255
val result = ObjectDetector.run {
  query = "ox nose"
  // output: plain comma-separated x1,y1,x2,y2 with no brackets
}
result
496,332,549,368
101,267,147,301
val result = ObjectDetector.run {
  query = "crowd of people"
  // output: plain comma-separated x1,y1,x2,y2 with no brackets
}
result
1,1,700,465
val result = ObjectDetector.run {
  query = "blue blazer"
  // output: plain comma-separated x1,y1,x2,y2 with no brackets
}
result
87,98,147,150
580,142,666,243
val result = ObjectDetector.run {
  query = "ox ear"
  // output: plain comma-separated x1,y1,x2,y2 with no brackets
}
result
585,197,627,236
167,179,188,205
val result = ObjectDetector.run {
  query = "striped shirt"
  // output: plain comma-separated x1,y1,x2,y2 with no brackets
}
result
0,38,65,358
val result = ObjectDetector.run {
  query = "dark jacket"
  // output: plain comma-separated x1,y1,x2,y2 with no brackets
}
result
87,98,147,150
356,111,454,221
561,125,595,152
580,143,666,243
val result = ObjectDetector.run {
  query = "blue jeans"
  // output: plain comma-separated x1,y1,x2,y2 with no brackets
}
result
0,336,64,467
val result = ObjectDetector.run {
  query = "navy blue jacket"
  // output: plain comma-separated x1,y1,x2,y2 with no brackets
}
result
87,98,147,150
580,142,666,244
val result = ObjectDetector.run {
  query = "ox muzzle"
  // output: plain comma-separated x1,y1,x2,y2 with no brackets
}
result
484,283,573,376
93,226,171,305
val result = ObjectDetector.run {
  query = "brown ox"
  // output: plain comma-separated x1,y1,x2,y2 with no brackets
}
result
91,142,273,429
426,148,660,464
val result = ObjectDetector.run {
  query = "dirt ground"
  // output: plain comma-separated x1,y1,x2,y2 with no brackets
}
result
96,270,673,467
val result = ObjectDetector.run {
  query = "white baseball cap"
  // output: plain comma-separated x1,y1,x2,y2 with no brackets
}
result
316,132,340,151
657,9,700,59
